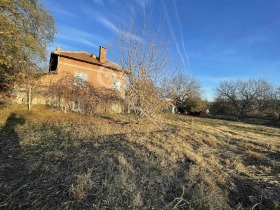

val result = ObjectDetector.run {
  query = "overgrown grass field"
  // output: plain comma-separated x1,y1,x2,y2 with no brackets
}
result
0,104,279,209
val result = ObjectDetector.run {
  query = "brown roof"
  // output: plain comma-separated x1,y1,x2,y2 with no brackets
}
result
52,51,128,73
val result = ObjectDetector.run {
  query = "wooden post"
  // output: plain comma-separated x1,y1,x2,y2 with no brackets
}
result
28,86,32,111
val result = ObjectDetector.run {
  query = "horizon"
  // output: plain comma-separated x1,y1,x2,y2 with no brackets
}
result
43,0,280,101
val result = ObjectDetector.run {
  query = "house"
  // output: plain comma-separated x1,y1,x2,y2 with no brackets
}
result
9,46,128,113
32,46,128,113
43,46,127,96
18,46,129,113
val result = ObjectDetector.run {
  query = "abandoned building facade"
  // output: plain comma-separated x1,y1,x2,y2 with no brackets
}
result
12,46,127,113
46,46,127,96
42,46,127,113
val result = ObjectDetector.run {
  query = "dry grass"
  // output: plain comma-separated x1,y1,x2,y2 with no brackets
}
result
0,104,279,209
70,169,93,201
245,150,266,160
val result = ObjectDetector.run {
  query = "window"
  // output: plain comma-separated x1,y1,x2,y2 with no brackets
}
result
50,54,58,71
74,72,88,86
113,80,122,92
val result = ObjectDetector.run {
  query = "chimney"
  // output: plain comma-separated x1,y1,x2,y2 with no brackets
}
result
99,46,106,63
55,46,62,52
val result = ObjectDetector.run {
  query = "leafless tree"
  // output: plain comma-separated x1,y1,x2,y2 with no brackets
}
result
117,23,174,125
47,74,97,114
162,73,202,108
271,86,280,121
215,79,273,119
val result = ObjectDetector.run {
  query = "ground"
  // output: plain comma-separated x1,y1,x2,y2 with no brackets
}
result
0,104,279,209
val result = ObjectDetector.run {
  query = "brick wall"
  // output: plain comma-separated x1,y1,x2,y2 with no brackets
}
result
42,56,126,97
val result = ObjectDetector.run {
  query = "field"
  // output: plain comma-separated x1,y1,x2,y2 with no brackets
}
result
0,104,279,209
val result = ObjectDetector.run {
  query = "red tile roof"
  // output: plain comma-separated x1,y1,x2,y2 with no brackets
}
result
52,51,128,73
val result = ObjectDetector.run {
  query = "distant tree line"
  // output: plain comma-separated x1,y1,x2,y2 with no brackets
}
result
211,79,280,122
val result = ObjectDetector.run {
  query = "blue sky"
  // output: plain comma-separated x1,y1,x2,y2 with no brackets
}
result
43,0,280,100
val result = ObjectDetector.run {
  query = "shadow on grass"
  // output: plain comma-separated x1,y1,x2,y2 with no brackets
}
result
0,113,26,208
0,119,233,209
11,115,280,209
229,176,280,210
233,153,280,209
223,137,280,177
0,113,26,178
209,114,280,128
219,137,280,209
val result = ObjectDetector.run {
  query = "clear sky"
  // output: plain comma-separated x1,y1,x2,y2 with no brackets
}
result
43,0,280,100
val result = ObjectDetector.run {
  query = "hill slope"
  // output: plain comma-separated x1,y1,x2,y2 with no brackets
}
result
0,105,279,209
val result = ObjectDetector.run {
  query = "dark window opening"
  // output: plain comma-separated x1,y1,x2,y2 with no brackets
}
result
49,54,58,71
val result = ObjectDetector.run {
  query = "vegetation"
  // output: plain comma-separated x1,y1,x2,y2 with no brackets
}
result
118,25,174,123
0,2,279,209
0,104,279,209
184,96,207,113
213,79,280,121
47,73,123,115
164,73,202,108
0,0,55,91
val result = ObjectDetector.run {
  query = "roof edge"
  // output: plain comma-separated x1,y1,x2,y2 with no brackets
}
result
51,51,129,74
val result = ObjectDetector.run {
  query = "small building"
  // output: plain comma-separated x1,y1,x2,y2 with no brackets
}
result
199,109,209,117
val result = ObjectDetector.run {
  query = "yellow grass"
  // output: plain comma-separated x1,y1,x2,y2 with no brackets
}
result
0,104,279,209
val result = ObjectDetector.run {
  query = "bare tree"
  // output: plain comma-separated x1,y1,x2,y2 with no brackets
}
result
272,86,280,121
162,73,202,108
117,23,174,125
215,79,273,119
47,74,97,114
